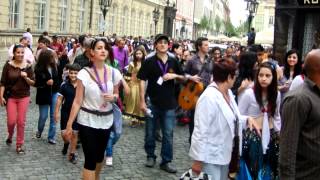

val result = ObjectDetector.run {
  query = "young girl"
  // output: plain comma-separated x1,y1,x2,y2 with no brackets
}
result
34,49,60,144
0,44,35,154
278,49,302,100
238,62,281,179
123,47,146,125
54,64,81,164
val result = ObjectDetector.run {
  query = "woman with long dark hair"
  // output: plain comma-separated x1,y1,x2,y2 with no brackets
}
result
0,44,35,154
232,51,257,102
238,62,281,179
64,38,122,179
278,49,302,99
34,49,60,144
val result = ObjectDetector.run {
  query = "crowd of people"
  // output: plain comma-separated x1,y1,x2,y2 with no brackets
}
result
0,28,319,180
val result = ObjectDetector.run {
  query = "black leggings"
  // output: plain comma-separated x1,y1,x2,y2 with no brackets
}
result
79,124,111,170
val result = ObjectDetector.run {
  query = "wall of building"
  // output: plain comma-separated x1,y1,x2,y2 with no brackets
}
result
0,0,166,50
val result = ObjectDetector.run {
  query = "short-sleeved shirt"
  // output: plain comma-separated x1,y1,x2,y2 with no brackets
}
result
77,65,122,129
137,54,183,109
58,81,76,119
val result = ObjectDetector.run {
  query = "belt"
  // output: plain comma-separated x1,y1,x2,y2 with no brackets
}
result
80,107,113,116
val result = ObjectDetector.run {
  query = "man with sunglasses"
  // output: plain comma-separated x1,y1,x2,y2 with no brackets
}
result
137,34,185,173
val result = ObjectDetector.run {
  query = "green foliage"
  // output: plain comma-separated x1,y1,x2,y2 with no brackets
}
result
225,20,238,37
214,16,222,33
199,15,210,31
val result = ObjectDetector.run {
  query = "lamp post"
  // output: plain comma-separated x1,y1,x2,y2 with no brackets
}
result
245,0,259,33
153,7,160,35
99,0,112,36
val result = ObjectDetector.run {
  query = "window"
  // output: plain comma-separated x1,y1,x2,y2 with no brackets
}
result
110,6,116,33
36,0,46,30
269,16,274,25
79,0,85,32
59,0,68,32
122,7,128,35
9,0,20,29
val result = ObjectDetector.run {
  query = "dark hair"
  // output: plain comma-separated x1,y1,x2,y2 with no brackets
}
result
38,37,50,46
66,63,81,72
170,43,181,53
283,49,302,80
90,38,114,67
238,52,257,81
249,44,264,53
133,46,146,67
26,28,31,32
254,62,278,117
20,37,28,42
42,31,48,36
78,34,87,46
12,44,24,60
213,59,237,82
195,37,208,52
209,47,221,56
35,50,56,74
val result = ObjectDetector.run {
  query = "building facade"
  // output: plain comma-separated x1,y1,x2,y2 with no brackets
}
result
252,0,275,32
174,0,194,39
274,0,320,64
0,0,167,49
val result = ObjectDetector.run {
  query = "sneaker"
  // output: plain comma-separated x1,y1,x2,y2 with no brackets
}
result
48,139,56,145
145,157,156,168
16,145,25,154
155,133,162,142
6,138,12,146
105,157,113,166
69,153,78,164
160,163,177,173
62,143,69,155
35,132,41,139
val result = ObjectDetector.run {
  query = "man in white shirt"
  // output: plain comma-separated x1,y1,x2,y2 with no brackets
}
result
8,37,35,64
23,28,33,49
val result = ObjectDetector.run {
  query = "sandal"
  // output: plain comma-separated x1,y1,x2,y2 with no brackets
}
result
16,146,25,154
6,138,12,146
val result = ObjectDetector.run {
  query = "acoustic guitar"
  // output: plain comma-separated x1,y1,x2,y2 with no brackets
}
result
178,81,204,110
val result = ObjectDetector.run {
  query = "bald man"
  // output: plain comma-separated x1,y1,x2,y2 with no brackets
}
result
280,49,320,180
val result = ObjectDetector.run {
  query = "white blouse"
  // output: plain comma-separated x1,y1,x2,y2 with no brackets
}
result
77,65,122,129
238,88,281,154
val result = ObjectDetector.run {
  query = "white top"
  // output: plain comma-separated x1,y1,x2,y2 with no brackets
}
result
23,32,33,46
77,65,122,129
289,75,304,91
238,88,281,153
189,82,248,165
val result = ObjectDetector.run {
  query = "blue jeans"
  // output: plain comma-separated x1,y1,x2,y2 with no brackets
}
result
105,130,120,157
144,104,175,165
37,93,58,141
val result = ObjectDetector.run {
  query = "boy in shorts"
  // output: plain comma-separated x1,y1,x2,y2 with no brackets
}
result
54,63,81,164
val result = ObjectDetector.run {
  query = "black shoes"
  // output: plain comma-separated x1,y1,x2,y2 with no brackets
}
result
6,138,12,146
145,157,156,167
62,143,69,155
69,153,78,164
160,163,177,173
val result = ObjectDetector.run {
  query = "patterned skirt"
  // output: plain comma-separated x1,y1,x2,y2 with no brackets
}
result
241,128,280,180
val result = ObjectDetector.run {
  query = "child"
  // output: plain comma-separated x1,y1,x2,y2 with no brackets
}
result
123,47,146,125
54,63,81,164
238,62,281,179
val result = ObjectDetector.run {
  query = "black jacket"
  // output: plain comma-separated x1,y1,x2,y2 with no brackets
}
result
34,67,60,105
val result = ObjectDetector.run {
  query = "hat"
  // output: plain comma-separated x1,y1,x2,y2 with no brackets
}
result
154,34,169,44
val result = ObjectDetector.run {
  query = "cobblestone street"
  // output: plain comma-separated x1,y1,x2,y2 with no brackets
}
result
0,88,192,180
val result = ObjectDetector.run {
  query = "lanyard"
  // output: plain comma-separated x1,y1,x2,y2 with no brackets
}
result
93,65,107,93
157,60,168,75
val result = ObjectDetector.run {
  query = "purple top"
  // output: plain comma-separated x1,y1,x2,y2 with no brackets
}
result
112,46,128,72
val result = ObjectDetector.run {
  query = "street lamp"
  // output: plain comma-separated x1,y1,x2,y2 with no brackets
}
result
153,7,160,35
245,0,259,33
99,0,112,36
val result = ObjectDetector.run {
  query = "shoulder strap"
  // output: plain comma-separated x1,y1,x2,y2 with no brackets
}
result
83,67,98,84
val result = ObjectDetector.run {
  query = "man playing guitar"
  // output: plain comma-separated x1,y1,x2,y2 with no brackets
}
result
183,37,213,143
